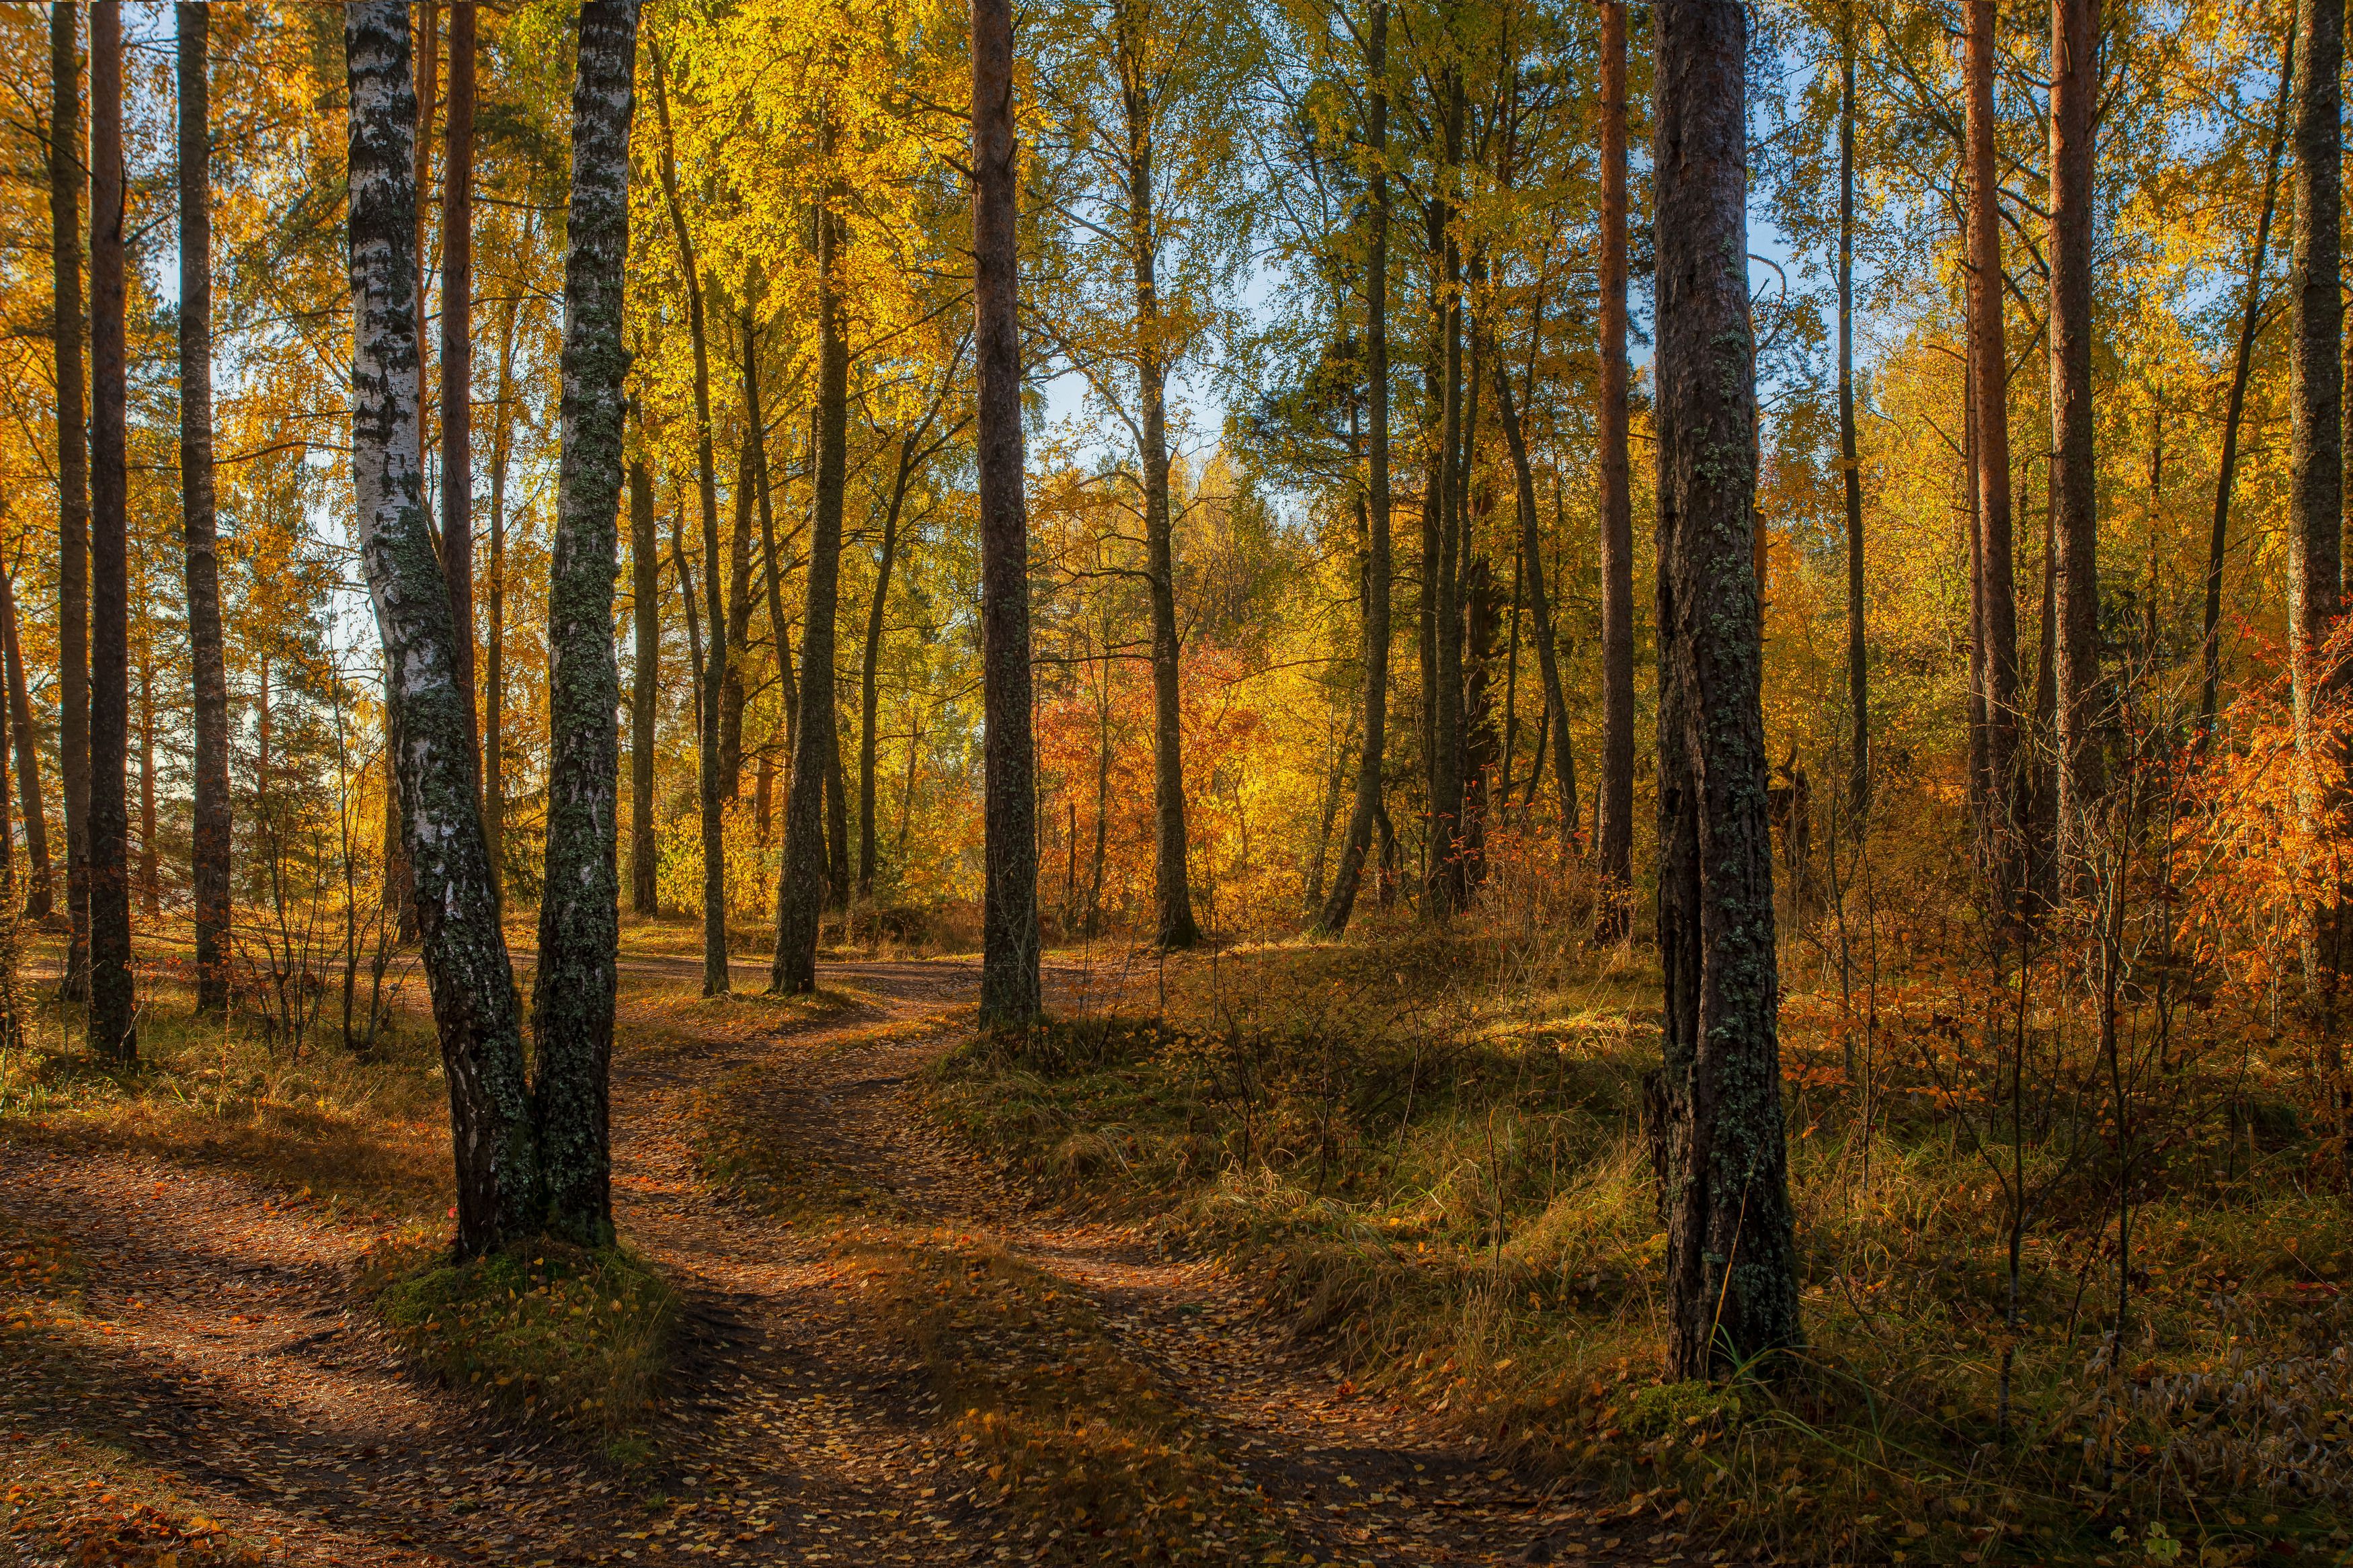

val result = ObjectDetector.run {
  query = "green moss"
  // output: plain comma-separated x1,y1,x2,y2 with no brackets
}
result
369,1237,676,1461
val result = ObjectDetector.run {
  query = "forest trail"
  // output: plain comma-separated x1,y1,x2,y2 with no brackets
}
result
0,950,1646,1567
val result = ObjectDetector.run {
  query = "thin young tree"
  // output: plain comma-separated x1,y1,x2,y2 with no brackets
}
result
1491,368,1574,860
2204,28,2295,737
483,265,525,902
974,0,1041,1021
87,0,132,1061
651,50,729,995
1314,0,1392,938
178,3,230,1016
50,1,88,991
629,432,660,914
1837,2,1868,825
772,172,849,996
2049,0,2102,863
347,0,535,1255
1649,0,1801,1378
533,0,640,1249
1594,0,1636,938
0,573,50,919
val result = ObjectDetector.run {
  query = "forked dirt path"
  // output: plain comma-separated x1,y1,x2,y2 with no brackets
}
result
0,952,1655,1567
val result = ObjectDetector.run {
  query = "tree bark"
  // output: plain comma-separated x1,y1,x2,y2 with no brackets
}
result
51,2,88,991
629,444,660,913
1427,77,1467,918
137,632,153,914
0,573,52,920
87,0,132,1061
2290,0,2342,751
177,2,231,1014
532,0,638,1250
2205,27,2295,738
859,436,913,900
1316,3,1390,938
483,268,523,907
1650,0,1801,1379
719,411,756,802
1595,0,1636,939
1838,7,1868,826
1966,0,2021,896
772,183,849,993
346,1,535,1256
442,1,478,792
651,51,729,995
974,0,1041,1016
2050,0,2103,862
1492,367,1576,860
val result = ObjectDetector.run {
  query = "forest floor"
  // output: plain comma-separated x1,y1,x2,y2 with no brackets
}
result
0,934,1640,1567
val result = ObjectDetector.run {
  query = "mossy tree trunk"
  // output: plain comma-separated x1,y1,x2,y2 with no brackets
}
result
346,1,536,1257
1650,0,1801,1380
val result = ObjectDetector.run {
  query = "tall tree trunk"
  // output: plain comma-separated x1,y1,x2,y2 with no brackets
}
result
629,445,660,913
1492,367,1576,858
2206,27,2295,738
1966,0,2021,895
51,1,88,992
2049,0,2103,863
483,267,522,909
1427,77,1467,917
825,712,848,914
87,0,132,1061
177,2,230,1014
1119,43,1199,951
346,1,535,1255
974,0,1040,1016
1314,0,1390,938
754,408,798,760
1595,0,1636,939
720,413,756,802
1,573,52,919
137,633,154,915
2290,0,2342,759
859,436,914,900
442,1,477,790
1838,7,1868,826
532,0,637,1249
651,51,729,995
1650,0,1800,1379
772,180,849,993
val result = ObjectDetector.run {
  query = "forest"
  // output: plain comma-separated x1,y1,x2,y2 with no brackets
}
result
1,0,2350,1564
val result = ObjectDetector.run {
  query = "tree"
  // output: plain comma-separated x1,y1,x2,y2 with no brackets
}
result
2050,0,2102,864
1837,3,1866,825
0,573,50,921
442,1,479,795
650,48,730,997
347,0,535,1256
629,435,660,915
1649,0,1800,1378
975,0,1041,1022
51,1,89,993
772,162,849,996
533,0,640,1250
2288,0,2341,780
1314,0,1392,939
179,2,231,1016
87,0,132,1061
1594,0,1635,939
1965,0,2019,892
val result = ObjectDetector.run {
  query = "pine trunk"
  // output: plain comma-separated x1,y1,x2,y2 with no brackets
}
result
1839,11,1868,826
88,1,133,1061
532,0,638,1250
347,1,534,1255
51,2,88,991
974,0,1040,1014
177,2,231,1014
1650,0,1801,1378
1966,0,2021,896
2050,0,2104,861
1595,0,1636,938
2290,0,2342,752
0,575,52,919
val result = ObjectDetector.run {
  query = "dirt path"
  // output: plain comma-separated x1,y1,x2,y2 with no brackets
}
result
0,952,1648,1567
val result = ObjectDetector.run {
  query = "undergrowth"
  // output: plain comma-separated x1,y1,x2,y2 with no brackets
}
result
923,932,2353,1565
366,1237,678,1464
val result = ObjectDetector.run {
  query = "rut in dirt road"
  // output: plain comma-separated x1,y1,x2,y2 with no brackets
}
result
0,952,1663,1567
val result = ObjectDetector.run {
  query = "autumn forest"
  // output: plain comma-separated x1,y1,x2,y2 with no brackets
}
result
1,0,2350,1565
